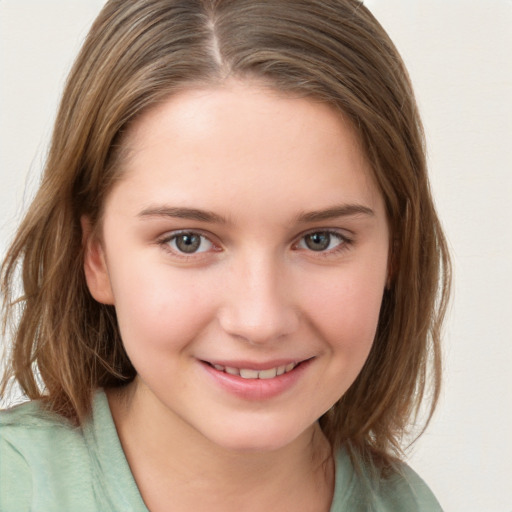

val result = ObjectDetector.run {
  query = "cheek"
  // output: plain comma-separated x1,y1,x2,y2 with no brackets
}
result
108,259,218,353
302,264,386,354
294,264,386,416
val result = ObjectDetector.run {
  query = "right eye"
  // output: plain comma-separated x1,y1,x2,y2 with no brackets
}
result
164,231,214,254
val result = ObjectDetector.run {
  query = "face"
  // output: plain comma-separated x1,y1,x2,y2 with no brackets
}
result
84,81,389,453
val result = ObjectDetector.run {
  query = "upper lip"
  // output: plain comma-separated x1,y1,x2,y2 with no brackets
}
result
200,357,313,371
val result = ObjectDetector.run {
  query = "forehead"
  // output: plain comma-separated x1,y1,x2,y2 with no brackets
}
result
109,80,383,221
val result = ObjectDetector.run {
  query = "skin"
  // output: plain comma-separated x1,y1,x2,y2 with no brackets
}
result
83,80,390,511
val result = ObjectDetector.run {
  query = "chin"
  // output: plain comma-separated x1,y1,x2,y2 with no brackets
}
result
203,418,316,454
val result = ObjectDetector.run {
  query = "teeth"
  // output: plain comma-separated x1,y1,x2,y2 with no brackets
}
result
258,368,278,379
211,362,297,379
240,369,259,379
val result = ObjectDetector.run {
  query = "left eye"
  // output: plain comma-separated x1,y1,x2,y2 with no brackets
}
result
297,231,345,252
167,232,213,254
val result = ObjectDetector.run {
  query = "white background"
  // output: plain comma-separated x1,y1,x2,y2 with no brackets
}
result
1,1,511,510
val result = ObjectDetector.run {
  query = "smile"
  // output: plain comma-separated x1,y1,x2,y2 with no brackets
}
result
201,358,312,400
209,362,298,380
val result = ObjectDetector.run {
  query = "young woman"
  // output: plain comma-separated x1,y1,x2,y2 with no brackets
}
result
0,1,450,510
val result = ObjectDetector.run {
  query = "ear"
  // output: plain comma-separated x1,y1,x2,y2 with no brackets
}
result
81,216,115,305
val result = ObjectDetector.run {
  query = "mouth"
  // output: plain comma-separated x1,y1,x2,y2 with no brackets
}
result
200,358,313,400
205,362,299,380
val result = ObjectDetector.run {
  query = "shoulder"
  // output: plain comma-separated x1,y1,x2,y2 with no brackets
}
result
0,399,93,511
0,398,87,459
376,461,443,512
331,449,443,512
0,403,34,512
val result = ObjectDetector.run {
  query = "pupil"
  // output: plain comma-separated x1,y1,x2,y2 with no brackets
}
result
176,233,200,253
305,232,330,251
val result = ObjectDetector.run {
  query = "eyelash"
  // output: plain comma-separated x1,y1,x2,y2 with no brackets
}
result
293,229,353,256
157,229,353,259
158,230,219,259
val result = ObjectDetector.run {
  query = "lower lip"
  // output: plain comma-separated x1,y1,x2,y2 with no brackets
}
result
200,360,311,401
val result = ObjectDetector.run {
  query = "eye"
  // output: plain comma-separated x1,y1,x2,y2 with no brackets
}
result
296,231,347,252
166,231,213,254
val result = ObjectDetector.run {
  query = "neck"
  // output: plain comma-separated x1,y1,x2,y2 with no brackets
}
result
107,381,334,512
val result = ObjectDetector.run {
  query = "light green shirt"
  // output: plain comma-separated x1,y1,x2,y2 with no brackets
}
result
0,390,442,511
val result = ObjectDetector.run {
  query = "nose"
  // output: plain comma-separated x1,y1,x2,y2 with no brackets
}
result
217,253,299,345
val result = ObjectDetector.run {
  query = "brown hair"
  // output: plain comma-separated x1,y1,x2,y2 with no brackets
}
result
1,0,450,467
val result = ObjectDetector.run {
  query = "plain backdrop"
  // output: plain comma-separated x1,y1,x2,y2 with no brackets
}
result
1,1,511,511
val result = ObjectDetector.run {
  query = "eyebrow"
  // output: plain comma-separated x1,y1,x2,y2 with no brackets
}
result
138,204,374,224
295,204,374,223
138,206,228,224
